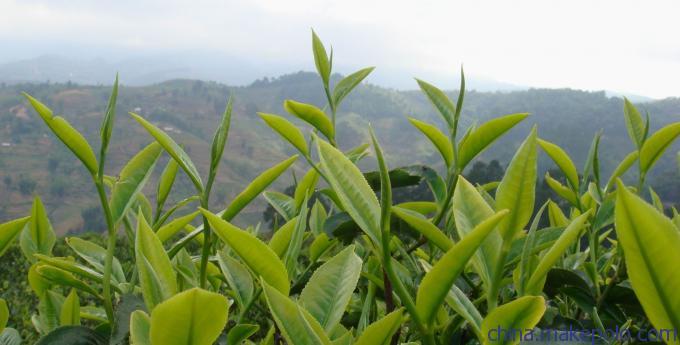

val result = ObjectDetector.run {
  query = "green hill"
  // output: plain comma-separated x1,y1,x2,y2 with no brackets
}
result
1,72,678,234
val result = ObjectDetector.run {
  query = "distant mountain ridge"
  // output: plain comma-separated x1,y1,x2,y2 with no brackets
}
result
0,71,678,234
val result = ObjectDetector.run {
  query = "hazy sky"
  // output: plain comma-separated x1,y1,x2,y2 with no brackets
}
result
1,0,679,98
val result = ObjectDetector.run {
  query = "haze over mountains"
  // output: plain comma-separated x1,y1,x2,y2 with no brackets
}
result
0,55,655,102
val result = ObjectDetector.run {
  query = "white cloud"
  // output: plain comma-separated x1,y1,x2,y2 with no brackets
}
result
1,0,679,98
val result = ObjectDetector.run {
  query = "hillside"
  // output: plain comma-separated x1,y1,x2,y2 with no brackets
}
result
1,71,678,234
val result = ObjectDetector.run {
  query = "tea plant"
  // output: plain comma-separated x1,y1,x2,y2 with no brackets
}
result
1,31,680,345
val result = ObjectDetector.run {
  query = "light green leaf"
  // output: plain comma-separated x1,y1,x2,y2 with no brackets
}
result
294,169,319,210
99,74,119,159
416,210,508,326
217,249,254,310
201,209,290,295
299,245,362,333
639,122,680,173
209,97,232,180
20,197,56,262
481,296,546,345
524,210,591,295
259,113,309,155
333,67,374,106
543,173,578,206
312,30,331,87
316,136,381,246
222,155,298,221
226,324,259,345
0,299,7,333
420,260,483,339
110,142,162,225
129,310,151,345
269,217,298,258
150,288,229,345
452,176,502,292
415,79,456,130
623,98,646,148
391,207,452,251
495,126,538,242
615,179,680,332
408,117,454,166
129,112,203,191
605,150,639,191
59,290,80,326
0,327,21,345
538,138,579,190
65,237,125,284
284,198,308,275
457,113,529,170
262,279,332,345
156,211,199,243
354,309,403,345
23,93,99,175
284,100,334,140
135,213,177,310
263,191,296,221
156,159,179,215
0,217,29,257
35,266,100,297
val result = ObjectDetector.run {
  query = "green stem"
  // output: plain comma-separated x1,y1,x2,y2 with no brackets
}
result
198,173,216,288
94,179,116,325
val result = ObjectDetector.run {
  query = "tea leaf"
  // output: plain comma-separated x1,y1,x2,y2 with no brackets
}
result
110,142,163,225
416,210,508,326
615,179,680,332
222,155,298,221
201,209,290,295
333,67,375,106
156,159,179,214
35,266,100,297
209,97,233,180
130,112,203,191
20,197,56,262
23,93,99,175
639,122,680,173
135,213,177,310
623,98,646,148
316,136,381,246
354,308,404,345
538,139,579,190
99,74,119,160
312,30,331,87
34,326,106,345
452,176,502,292
496,126,537,242
391,207,453,251
294,169,319,210
155,211,199,243
415,79,456,130
481,296,546,345
217,250,254,310
524,211,591,295
543,173,578,206
408,117,454,167
0,299,7,333
457,113,529,170
264,191,296,221
284,100,334,141
129,310,151,345
226,324,259,345
0,216,29,257
284,198,309,275
259,113,309,155
269,217,298,258
65,237,126,284
262,279,332,345
59,290,80,326
149,288,229,345
299,245,362,333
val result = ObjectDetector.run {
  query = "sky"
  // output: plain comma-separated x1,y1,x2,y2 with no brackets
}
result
1,0,679,98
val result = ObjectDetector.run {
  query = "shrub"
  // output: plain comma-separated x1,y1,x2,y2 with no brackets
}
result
0,32,679,345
